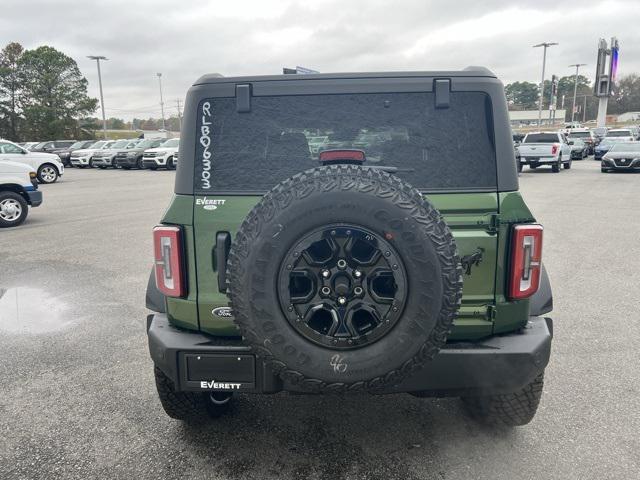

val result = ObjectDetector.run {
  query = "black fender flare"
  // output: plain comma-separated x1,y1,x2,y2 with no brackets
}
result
529,263,553,316
145,267,166,313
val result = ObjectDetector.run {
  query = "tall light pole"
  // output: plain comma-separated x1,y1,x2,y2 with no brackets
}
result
569,63,587,123
156,73,166,131
88,55,108,139
533,42,558,126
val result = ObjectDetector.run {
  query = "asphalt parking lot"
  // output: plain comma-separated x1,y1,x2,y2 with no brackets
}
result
1,161,639,480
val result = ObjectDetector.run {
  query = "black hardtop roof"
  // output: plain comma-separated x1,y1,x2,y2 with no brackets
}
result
175,64,519,194
193,66,495,86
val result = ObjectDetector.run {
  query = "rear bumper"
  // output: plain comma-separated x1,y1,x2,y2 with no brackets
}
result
148,314,552,396
519,157,558,165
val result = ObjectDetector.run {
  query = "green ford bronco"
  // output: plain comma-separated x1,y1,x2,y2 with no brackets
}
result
146,68,553,426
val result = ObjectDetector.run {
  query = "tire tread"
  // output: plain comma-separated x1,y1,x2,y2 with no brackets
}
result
462,373,544,426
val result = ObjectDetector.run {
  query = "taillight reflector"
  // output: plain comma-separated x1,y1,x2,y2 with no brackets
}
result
508,224,543,300
153,225,185,297
551,144,559,155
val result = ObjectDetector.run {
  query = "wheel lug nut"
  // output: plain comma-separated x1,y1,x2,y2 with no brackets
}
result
354,287,363,295
338,297,347,305
354,270,362,278
321,286,331,295
337,259,347,269
321,269,330,278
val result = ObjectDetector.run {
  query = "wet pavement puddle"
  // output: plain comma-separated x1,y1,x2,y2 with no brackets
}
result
0,287,73,334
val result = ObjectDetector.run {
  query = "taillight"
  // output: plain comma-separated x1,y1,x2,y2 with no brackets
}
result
319,149,366,165
508,224,543,300
153,225,185,297
551,144,559,155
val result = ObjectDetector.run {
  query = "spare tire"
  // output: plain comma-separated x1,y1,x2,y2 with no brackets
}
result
227,165,463,393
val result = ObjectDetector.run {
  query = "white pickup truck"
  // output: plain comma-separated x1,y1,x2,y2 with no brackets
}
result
0,160,42,227
517,131,573,173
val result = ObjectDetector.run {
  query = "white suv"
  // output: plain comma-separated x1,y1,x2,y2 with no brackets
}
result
0,160,42,227
0,139,65,184
69,140,115,168
142,138,179,170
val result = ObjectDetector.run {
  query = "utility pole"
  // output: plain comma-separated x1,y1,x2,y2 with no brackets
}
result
549,75,558,124
87,55,108,139
569,63,587,123
157,73,166,130
533,42,558,126
176,99,182,132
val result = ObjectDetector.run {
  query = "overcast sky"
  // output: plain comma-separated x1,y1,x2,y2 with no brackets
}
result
3,0,639,120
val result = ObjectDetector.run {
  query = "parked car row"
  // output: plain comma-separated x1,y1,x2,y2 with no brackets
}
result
1,135,181,228
16,137,180,171
69,138,179,170
515,128,639,174
561,123,640,142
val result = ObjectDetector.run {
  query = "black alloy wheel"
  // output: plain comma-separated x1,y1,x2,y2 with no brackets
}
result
277,225,407,350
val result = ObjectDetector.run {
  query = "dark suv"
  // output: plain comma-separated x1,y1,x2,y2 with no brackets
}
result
114,138,164,169
30,140,76,155
146,68,553,427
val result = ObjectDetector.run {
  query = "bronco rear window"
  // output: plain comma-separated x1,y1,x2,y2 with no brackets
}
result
194,92,497,193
